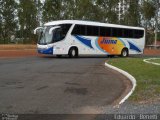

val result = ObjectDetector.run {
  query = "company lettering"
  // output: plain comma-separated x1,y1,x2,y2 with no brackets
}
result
100,39,117,44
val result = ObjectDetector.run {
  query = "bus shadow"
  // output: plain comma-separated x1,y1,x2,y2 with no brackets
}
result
39,55,118,59
38,54,155,59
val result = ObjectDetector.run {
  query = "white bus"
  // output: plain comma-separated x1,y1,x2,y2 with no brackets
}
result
34,20,145,57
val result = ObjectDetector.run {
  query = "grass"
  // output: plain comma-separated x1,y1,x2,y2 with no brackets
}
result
107,57,160,103
147,59,160,64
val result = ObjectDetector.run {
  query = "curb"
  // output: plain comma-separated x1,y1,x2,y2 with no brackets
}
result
105,62,136,105
143,58,160,66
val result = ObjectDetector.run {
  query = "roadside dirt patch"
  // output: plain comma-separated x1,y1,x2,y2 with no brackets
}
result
0,44,36,50
0,44,159,58
0,50,39,58
144,49,160,55
0,44,41,58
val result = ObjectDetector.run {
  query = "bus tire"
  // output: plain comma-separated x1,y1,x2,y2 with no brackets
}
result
121,48,128,57
68,47,78,58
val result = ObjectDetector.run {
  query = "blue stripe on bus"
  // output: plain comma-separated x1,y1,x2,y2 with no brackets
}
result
128,41,141,52
38,47,53,54
74,35,94,49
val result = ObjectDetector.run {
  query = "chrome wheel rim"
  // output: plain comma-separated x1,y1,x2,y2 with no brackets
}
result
72,50,76,56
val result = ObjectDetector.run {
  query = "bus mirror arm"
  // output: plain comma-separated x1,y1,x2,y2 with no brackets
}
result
34,27,43,34
49,26,61,34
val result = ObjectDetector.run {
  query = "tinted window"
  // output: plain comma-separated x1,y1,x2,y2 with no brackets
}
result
80,25,86,35
123,29,134,38
100,27,112,37
100,27,106,36
135,30,144,38
72,24,144,38
106,27,112,36
60,24,72,36
72,25,100,36
71,25,86,35
86,26,93,36
117,28,123,37
123,29,129,38
93,26,99,36
112,28,118,37
123,29,144,38
52,24,72,43
128,29,134,38
86,25,99,36
71,25,79,35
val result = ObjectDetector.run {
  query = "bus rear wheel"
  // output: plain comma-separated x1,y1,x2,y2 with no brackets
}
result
68,48,78,58
121,48,128,57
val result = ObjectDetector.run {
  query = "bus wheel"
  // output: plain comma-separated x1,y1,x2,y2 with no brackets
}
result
121,48,128,57
69,48,78,58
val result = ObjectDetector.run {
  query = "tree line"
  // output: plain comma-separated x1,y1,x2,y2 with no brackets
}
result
0,0,159,44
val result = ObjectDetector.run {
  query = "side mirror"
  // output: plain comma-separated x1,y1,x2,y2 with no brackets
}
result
49,26,61,34
34,27,43,34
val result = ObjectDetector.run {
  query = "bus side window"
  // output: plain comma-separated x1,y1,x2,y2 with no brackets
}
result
139,30,144,38
86,26,99,36
106,27,112,37
100,27,106,36
71,25,86,36
112,28,118,37
80,25,86,35
124,29,130,38
71,25,79,35
117,28,123,37
134,30,140,38
86,26,93,36
61,24,72,36
128,29,134,38
93,26,99,36
100,27,112,37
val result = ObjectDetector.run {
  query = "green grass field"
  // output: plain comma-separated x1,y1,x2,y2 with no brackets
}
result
147,59,160,64
107,57,160,103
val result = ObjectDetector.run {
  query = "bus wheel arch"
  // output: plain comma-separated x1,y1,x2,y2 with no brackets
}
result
68,46,79,58
121,48,129,57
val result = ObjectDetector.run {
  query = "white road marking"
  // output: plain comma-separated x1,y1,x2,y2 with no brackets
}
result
105,62,136,105
143,58,160,66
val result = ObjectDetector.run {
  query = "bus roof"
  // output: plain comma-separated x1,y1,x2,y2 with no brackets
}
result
44,20,144,30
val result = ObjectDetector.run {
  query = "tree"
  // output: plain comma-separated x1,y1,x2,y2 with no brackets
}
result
141,0,156,28
71,0,93,20
141,0,156,45
61,0,78,19
70,0,101,21
96,0,119,23
18,0,38,43
42,0,62,22
42,0,103,22
0,0,17,44
122,0,141,26
152,0,160,45
34,0,43,26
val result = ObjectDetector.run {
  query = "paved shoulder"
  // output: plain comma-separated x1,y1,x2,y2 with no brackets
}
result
0,56,129,113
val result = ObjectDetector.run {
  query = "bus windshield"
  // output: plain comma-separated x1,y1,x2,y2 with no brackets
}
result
38,24,72,45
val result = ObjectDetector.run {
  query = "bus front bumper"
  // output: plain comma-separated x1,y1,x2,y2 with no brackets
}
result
37,47,53,54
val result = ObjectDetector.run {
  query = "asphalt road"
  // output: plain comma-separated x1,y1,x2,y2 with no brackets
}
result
0,56,128,114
